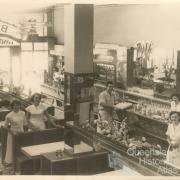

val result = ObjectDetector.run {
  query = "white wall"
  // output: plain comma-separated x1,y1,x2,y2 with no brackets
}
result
54,6,64,44
54,4,180,50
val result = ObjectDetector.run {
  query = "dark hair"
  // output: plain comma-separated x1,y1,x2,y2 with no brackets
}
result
170,93,180,100
170,111,180,121
106,81,113,87
10,100,21,109
30,93,42,103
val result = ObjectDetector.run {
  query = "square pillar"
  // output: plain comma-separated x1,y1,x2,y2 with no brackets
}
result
64,4,94,74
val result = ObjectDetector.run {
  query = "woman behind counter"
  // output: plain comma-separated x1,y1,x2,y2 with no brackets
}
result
170,93,180,112
166,111,180,168
25,93,57,131
4,100,27,166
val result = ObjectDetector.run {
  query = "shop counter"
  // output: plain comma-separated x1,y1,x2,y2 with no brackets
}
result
66,124,180,176
21,141,69,159
41,150,112,175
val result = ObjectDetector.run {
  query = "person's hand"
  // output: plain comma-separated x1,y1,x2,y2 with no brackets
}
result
113,105,119,111
10,131,20,136
172,144,178,149
56,125,64,129
170,141,178,149
32,127,41,131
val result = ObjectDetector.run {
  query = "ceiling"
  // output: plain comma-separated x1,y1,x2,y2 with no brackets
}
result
0,0,179,14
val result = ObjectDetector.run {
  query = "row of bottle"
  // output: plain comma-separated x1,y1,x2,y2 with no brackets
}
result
96,63,115,71
133,101,171,121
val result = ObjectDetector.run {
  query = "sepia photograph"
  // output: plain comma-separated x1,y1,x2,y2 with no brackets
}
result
0,0,180,178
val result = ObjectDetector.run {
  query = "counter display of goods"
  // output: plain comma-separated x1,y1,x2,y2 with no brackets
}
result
72,120,180,176
78,118,166,159
93,43,127,89
132,100,170,124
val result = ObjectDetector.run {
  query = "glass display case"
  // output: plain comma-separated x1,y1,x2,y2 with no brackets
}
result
93,43,127,89
132,42,177,100
44,45,64,91
64,73,94,125
41,44,64,111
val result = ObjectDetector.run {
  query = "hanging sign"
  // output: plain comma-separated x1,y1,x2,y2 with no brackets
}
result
0,20,21,40
0,36,20,46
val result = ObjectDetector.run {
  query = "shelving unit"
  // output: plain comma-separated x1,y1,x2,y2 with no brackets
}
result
64,73,94,125
93,43,127,89
41,44,65,112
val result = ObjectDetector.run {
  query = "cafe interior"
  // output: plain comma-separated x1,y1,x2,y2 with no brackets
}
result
0,1,180,176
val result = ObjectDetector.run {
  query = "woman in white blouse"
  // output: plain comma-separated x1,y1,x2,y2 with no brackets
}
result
26,93,57,131
170,93,180,112
4,100,26,165
166,111,180,168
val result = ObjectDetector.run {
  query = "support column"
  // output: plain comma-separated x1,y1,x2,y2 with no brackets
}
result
47,8,54,37
64,4,94,74
127,47,134,87
64,4,94,128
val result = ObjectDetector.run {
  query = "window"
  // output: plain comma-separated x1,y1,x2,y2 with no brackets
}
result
21,42,48,96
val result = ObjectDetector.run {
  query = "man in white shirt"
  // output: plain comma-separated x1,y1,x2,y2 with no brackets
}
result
98,81,116,124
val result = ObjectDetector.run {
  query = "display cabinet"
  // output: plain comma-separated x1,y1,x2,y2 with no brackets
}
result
94,83,171,123
66,120,180,176
64,73,94,125
41,44,65,111
131,43,177,100
93,43,127,89
83,83,180,175
43,44,64,92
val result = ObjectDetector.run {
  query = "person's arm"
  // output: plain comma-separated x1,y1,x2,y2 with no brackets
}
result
100,102,114,109
26,111,40,131
166,125,172,144
4,116,11,132
44,110,62,128
4,115,18,135
166,135,171,144
23,112,28,132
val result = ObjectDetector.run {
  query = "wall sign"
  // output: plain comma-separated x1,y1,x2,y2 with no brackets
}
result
0,20,21,39
0,36,20,46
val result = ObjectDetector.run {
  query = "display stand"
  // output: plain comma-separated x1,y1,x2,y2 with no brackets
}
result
64,73,94,124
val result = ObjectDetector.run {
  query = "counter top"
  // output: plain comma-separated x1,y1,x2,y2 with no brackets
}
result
21,141,71,159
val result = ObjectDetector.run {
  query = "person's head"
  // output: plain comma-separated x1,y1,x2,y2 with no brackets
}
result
31,93,41,106
149,74,154,81
11,100,21,112
171,93,180,103
106,81,114,94
170,111,180,125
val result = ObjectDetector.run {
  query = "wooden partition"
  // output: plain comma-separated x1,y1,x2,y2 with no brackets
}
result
1,127,64,173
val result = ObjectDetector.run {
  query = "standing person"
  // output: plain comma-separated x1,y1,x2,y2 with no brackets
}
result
166,111,180,168
4,100,26,166
170,93,180,112
98,81,116,124
25,93,57,131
